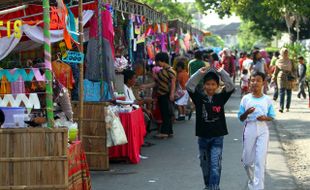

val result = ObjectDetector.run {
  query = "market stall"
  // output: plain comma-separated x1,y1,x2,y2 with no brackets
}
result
0,0,93,189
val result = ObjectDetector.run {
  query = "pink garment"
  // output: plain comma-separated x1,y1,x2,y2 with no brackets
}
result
89,10,115,58
33,68,46,81
10,69,25,94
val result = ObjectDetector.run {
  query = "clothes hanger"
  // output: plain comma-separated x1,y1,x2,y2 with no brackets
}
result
56,52,63,63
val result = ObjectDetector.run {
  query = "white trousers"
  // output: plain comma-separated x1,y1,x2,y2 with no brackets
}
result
242,123,269,190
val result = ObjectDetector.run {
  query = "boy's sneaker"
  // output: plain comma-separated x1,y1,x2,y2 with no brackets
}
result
176,116,185,121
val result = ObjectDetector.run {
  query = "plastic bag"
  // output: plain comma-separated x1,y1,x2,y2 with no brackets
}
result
105,106,128,147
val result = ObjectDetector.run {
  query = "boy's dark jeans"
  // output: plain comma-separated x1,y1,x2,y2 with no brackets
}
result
198,136,224,190
158,94,174,135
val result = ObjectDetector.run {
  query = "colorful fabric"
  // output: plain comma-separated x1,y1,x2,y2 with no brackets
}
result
0,76,11,95
68,141,92,190
89,10,115,58
83,80,101,102
52,61,75,90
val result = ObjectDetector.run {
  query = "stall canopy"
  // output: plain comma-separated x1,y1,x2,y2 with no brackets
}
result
0,0,96,61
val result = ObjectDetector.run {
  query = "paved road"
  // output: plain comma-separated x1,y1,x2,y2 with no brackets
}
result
91,91,297,190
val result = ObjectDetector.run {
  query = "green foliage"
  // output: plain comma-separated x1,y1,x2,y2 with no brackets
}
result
265,47,280,53
203,34,224,48
237,21,270,51
282,42,310,80
138,0,193,23
195,0,310,41
283,42,307,63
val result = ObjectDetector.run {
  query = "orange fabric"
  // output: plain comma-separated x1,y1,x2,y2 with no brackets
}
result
0,76,11,95
64,29,72,50
50,7,66,30
177,70,189,89
52,61,75,90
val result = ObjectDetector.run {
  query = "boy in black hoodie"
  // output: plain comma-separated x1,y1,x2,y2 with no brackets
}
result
186,64,234,190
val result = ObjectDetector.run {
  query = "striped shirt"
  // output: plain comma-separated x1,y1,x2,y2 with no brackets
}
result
157,67,176,96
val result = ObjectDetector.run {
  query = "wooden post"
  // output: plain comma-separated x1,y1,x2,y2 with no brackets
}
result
43,0,54,128
78,0,84,140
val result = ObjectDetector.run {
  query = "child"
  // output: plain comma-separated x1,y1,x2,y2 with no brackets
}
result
175,61,189,121
241,69,250,96
186,64,235,190
297,56,307,99
238,72,276,190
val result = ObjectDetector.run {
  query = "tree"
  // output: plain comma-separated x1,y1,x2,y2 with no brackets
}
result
204,34,224,48
195,0,310,41
138,0,193,23
237,21,269,51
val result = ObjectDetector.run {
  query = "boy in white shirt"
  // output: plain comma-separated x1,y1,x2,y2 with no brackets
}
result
238,72,276,190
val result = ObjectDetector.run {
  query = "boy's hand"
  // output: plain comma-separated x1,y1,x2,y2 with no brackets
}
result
215,62,224,72
246,107,255,114
257,115,269,121
199,66,210,74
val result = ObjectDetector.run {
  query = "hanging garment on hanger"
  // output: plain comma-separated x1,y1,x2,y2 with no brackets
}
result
0,76,11,95
85,38,115,83
52,60,75,90
89,9,115,58
10,69,26,94
84,79,101,102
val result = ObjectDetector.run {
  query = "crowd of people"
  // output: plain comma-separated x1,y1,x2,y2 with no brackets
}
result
121,46,307,190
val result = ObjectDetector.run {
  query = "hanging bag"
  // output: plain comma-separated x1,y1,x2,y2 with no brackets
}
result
105,106,128,147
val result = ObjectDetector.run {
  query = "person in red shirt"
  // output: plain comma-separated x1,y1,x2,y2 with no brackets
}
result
220,49,235,78
239,52,247,75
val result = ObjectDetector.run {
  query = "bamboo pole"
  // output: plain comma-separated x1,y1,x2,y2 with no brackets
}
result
43,0,54,128
78,0,84,140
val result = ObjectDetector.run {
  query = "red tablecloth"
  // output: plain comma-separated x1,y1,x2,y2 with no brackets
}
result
109,108,147,164
68,141,92,190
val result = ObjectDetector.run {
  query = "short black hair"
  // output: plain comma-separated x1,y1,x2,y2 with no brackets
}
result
0,109,5,126
155,52,169,64
274,51,280,57
211,52,219,61
123,69,136,84
251,72,266,81
242,69,248,75
194,50,204,60
176,61,185,70
298,56,304,60
203,72,220,85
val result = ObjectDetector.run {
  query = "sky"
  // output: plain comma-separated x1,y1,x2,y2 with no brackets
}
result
202,12,241,27
176,0,241,27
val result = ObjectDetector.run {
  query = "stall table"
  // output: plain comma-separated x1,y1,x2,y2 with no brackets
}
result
68,141,92,190
109,108,146,164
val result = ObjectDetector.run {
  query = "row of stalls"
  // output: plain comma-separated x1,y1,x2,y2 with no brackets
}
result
0,0,205,189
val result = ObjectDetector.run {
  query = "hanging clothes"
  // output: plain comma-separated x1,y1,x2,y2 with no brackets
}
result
84,79,102,102
0,76,11,95
52,61,75,90
85,38,115,83
89,9,115,58
10,69,25,94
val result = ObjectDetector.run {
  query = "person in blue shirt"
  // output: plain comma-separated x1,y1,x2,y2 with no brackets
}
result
238,72,276,190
